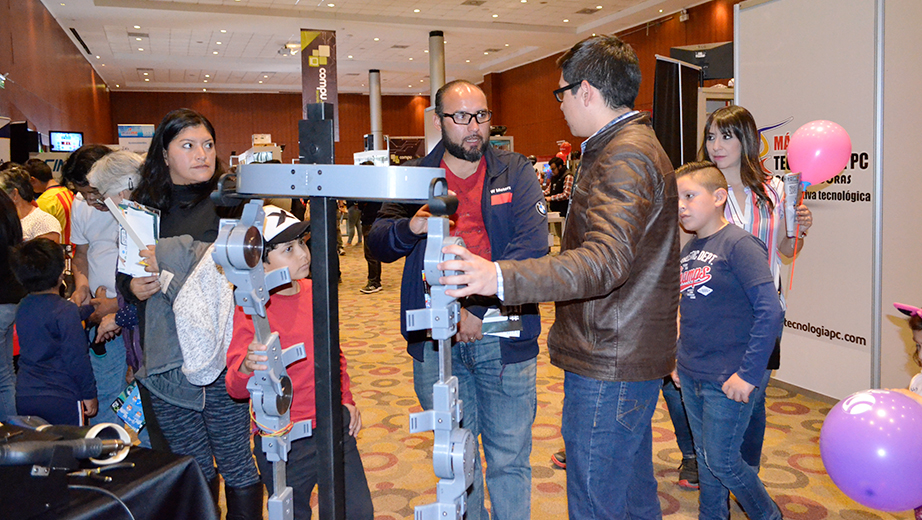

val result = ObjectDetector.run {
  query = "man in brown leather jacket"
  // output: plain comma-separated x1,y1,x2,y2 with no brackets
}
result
438,35,679,519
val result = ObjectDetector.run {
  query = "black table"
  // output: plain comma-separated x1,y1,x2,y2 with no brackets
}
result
13,447,218,520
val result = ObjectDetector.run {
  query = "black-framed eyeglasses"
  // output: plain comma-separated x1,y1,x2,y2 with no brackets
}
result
553,81,582,102
440,110,493,125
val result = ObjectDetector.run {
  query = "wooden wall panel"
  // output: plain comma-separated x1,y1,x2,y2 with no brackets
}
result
487,0,740,158
110,92,430,165
0,0,112,144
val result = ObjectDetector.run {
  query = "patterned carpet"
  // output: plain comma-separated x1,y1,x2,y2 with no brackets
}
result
271,242,906,520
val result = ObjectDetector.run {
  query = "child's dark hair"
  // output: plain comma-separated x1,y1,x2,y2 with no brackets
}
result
262,231,310,263
10,238,65,293
676,161,728,194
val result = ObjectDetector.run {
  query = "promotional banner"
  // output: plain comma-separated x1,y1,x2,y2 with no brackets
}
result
301,29,339,142
737,0,875,399
388,137,426,165
117,124,155,153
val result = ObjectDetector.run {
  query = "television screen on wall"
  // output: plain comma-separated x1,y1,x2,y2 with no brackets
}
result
49,131,84,152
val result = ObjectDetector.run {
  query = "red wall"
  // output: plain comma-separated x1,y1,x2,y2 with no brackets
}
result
1,0,738,163
486,0,740,158
0,0,112,143
109,92,430,165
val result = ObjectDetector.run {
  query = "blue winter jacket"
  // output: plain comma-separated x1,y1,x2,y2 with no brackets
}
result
368,141,548,365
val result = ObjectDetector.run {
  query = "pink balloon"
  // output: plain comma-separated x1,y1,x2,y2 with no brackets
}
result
786,120,852,186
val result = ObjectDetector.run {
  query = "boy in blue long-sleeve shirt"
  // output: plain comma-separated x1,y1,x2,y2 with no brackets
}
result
11,238,97,425
674,162,783,520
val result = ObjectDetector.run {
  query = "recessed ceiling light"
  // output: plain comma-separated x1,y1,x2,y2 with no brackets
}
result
484,51,489,55
205,74,210,78
597,5,602,9
492,14,498,18
424,50,429,53
259,80,263,83
465,59,470,63
134,25,140,29
144,78,149,82
263,75,268,78
521,0,526,3
136,37,142,41
659,9,663,12
220,29,227,33
413,8,420,12
420,79,424,82
373,38,379,41
408,84,412,87
203,88,207,91
95,55,100,59
138,48,144,51
348,55,353,59
204,80,208,83
409,57,413,61
143,72,149,75
505,43,509,47
563,19,569,22
327,2,334,6
213,51,219,54
101,64,105,66
216,42,222,45
116,84,120,87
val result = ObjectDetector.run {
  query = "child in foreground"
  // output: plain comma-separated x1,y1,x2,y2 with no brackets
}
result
225,205,373,520
674,162,783,520
10,238,97,425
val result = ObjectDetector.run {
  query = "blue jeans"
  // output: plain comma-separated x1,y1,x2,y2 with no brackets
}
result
87,333,150,447
740,368,772,470
678,370,781,520
662,377,695,459
561,373,661,520
0,304,17,421
413,336,536,520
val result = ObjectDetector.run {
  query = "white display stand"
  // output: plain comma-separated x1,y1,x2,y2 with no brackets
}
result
736,0,922,399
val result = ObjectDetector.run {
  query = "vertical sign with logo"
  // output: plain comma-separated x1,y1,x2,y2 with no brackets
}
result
117,124,156,153
301,29,339,142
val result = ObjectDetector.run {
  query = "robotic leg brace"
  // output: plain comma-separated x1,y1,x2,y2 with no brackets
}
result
406,180,476,520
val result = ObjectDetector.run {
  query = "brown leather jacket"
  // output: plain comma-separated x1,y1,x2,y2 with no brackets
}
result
498,112,679,382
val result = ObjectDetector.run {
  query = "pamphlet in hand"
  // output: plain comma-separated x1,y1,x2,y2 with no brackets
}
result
110,381,146,433
106,198,160,278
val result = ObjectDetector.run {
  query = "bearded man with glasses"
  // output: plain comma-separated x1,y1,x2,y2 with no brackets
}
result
369,79,548,520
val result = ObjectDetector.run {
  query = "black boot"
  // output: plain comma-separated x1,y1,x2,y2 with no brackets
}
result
224,482,265,520
207,477,221,510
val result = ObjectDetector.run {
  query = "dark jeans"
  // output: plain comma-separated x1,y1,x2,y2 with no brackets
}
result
255,406,373,520
662,376,695,459
562,372,661,520
679,370,781,520
361,224,381,284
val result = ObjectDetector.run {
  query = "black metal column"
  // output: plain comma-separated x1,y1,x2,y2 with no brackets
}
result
301,103,345,520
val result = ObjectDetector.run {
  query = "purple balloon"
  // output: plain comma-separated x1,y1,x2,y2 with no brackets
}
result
820,390,922,511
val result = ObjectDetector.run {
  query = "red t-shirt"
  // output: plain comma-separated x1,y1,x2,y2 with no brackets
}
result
444,158,491,260
226,279,354,424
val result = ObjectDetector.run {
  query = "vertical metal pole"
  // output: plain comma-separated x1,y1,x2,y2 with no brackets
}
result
369,70,384,150
870,0,884,389
429,30,446,106
301,105,345,520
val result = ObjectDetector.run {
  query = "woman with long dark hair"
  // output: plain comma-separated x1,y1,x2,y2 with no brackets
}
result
117,109,261,519
0,188,24,421
697,104,812,473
